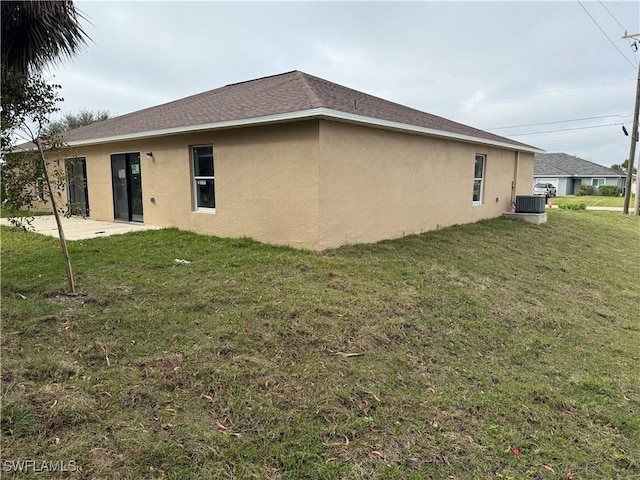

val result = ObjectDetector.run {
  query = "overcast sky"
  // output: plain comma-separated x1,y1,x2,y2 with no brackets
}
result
46,1,640,167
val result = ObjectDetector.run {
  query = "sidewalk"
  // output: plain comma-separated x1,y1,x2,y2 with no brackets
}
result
584,206,624,211
545,205,624,212
0,215,161,240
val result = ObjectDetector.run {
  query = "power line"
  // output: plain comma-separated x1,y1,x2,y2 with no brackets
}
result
577,0,637,69
429,78,635,111
488,113,633,130
598,1,628,32
372,41,616,94
508,122,621,137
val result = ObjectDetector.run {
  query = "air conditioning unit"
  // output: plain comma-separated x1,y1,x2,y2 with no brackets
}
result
515,195,546,213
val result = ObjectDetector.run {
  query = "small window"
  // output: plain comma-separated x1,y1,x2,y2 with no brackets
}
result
473,154,485,204
32,158,46,200
591,178,605,187
192,145,215,210
35,178,46,201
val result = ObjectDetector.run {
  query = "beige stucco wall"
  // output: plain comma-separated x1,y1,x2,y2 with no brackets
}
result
59,118,533,250
317,120,534,250
64,121,320,249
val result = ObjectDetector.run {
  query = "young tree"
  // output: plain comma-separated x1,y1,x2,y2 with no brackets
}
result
1,74,63,210
2,1,89,293
1,75,77,292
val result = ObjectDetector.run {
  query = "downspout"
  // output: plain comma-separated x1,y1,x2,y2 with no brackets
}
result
511,151,519,211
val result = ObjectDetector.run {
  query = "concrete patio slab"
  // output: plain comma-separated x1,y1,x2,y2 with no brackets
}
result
0,215,161,240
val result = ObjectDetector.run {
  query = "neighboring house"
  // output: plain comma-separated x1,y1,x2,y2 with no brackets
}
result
47,70,542,250
533,153,626,196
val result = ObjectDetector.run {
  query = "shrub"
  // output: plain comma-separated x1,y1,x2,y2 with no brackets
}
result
558,202,587,210
576,185,596,196
598,185,621,197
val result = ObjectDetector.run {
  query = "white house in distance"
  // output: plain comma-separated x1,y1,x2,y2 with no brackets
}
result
533,153,626,196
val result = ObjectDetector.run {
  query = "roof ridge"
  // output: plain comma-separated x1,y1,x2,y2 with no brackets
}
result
225,70,299,88
57,73,302,137
298,71,537,149
295,71,325,108
53,70,541,152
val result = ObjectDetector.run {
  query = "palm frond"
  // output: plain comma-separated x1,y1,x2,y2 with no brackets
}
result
1,0,89,76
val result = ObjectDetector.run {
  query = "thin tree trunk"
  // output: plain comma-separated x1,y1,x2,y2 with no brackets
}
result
35,139,75,293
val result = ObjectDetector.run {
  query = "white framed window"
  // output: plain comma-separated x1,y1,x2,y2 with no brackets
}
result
35,177,46,201
192,145,215,210
473,154,485,204
591,178,605,187
32,158,46,200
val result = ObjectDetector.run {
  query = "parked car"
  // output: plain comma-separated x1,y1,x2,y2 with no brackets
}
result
533,183,557,197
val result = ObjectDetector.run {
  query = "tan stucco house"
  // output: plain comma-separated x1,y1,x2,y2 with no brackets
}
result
57,71,542,250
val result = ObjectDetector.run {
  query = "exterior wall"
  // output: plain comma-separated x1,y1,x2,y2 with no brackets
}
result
317,120,533,250
3,153,56,213
578,177,625,193
556,178,569,196
57,119,534,251
578,177,619,186
534,176,625,195
27,186,55,213
62,121,321,249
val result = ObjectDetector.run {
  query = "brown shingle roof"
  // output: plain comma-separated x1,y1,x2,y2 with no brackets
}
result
62,70,540,151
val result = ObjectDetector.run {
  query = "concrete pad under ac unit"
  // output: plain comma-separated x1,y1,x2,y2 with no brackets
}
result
502,212,548,225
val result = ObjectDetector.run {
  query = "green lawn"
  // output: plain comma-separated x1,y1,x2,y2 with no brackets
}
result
0,208,51,218
2,210,639,479
553,195,632,207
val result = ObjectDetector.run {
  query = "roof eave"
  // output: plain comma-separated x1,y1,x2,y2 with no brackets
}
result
319,109,544,154
66,107,544,154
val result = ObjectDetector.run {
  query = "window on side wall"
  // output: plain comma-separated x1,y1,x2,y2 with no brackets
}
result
473,154,485,204
591,178,605,187
192,145,215,210
32,158,45,200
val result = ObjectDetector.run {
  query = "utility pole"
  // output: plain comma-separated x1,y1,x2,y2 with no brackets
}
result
635,150,640,216
622,33,640,215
